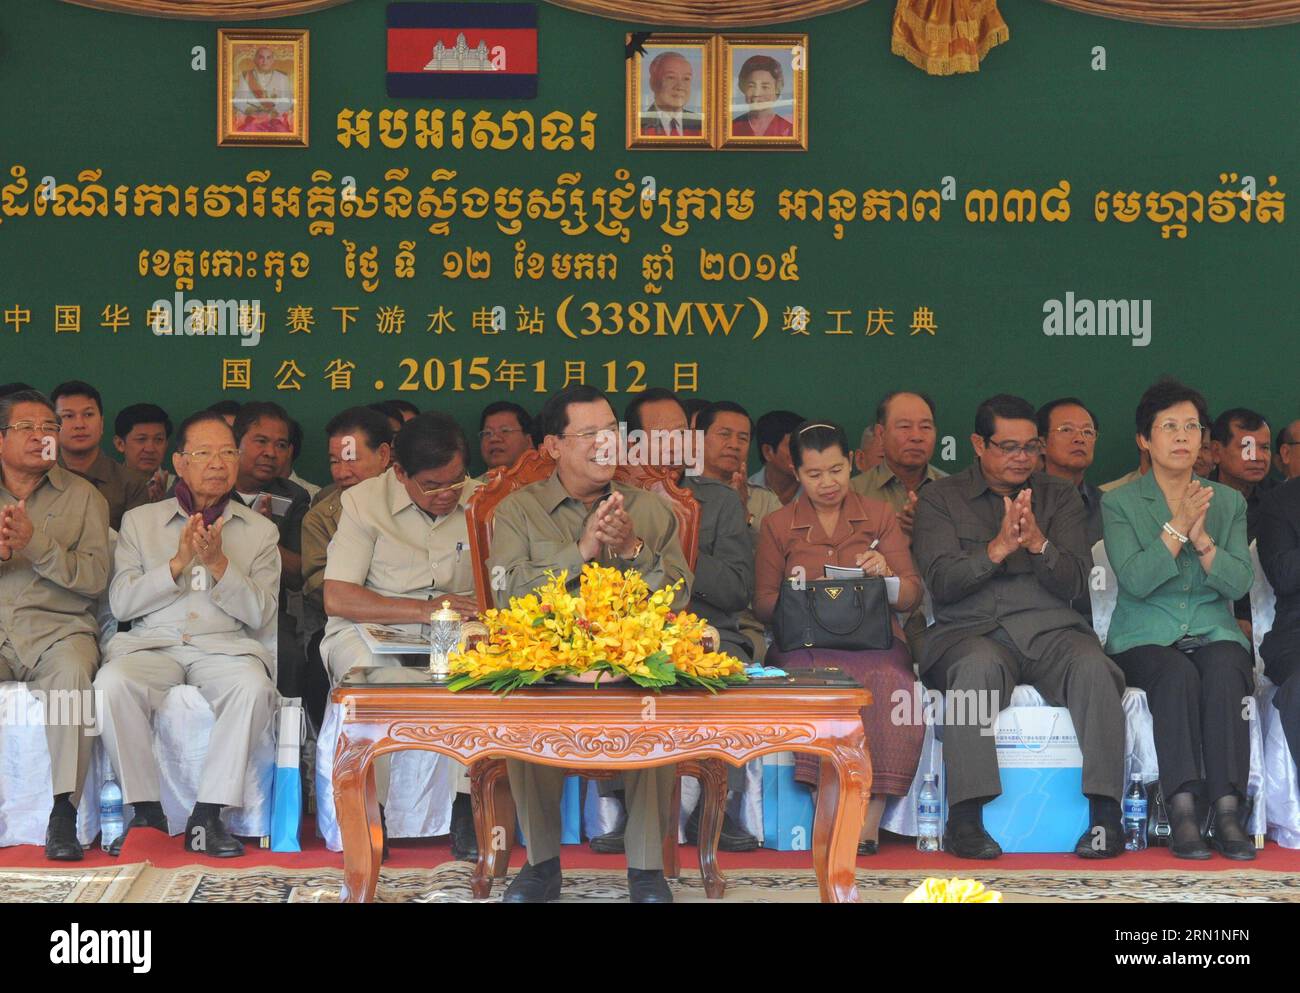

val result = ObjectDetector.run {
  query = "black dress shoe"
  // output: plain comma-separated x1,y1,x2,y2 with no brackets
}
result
449,794,478,862
857,840,879,856
1074,820,1124,859
942,822,1002,860
1208,808,1257,861
45,812,83,862
184,808,245,858
503,858,562,903
589,827,625,854
1210,834,1257,861
685,804,760,852
1169,836,1213,860
628,868,673,903
106,807,169,857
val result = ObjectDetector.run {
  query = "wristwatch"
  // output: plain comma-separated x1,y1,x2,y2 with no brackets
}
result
624,537,644,560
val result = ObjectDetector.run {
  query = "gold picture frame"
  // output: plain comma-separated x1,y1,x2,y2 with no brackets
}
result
626,34,717,150
218,28,309,148
719,34,808,151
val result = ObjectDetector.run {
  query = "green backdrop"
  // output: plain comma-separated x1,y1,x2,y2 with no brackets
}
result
0,0,1295,481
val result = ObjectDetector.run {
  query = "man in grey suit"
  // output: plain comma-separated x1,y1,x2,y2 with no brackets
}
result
911,394,1126,861
98,410,281,858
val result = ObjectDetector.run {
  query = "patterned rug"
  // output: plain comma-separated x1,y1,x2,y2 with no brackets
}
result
51,862,1300,903
0,862,145,903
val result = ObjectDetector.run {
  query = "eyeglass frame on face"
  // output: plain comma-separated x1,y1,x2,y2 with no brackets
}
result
1153,419,1203,436
1,419,62,436
413,474,468,497
558,424,618,445
1051,424,1097,441
179,447,241,463
984,437,1045,457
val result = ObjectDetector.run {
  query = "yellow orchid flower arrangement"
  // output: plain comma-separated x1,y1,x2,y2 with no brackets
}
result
903,877,1003,903
446,563,748,695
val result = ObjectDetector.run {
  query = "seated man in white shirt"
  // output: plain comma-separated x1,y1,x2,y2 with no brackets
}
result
97,410,281,857
319,412,480,860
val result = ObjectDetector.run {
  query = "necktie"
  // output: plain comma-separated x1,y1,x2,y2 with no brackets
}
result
670,119,680,137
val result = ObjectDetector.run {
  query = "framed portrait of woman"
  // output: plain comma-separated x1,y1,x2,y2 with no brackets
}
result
218,29,309,148
626,34,717,150
719,35,807,151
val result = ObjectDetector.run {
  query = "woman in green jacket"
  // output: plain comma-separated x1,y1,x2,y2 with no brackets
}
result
1101,378,1256,861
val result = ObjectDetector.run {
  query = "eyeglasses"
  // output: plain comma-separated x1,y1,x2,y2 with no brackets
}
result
415,475,467,496
560,427,616,444
479,427,524,440
180,447,240,463
1052,425,1097,440
1,420,61,435
986,438,1044,457
1154,420,1203,436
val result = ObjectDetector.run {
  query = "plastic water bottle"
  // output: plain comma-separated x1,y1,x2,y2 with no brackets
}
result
916,774,941,852
100,775,124,852
1122,774,1148,851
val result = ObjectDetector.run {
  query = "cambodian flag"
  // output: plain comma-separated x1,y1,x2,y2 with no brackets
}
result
387,2,538,99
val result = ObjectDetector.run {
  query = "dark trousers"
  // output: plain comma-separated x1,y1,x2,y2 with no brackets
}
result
923,627,1126,806
1113,640,1253,803
1264,645,1300,775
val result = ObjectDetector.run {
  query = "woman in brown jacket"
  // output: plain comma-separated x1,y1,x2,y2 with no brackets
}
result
755,421,925,854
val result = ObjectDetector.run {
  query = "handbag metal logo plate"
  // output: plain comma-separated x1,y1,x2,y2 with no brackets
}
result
826,586,842,600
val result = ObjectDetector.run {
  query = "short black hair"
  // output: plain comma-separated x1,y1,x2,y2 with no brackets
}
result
114,403,173,440
393,411,469,475
176,410,236,452
370,400,412,426
232,401,291,445
1210,407,1269,446
50,380,103,414
0,383,35,400
754,410,805,463
478,401,533,436
0,389,56,429
975,394,1037,441
624,387,686,434
1134,377,1209,439
389,399,421,419
789,420,851,471
207,400,242,418
875,391,936,428
682,397,711,427
539,385,611,439
1035,397,1099,438
696,400,752,436
324,406,394,452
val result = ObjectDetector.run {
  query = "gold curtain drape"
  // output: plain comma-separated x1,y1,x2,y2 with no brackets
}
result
60,0,351,19
891,0,1008,75
1037,1,1300,27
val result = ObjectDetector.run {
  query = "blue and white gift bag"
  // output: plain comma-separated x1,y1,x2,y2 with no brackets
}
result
983,706,1090,853
270,699,305,852
760,752,815,851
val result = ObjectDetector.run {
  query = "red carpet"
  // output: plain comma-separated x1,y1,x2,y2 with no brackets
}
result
4,829,1300,874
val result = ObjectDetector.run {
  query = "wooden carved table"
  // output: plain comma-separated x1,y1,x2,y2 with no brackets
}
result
331,668,871,903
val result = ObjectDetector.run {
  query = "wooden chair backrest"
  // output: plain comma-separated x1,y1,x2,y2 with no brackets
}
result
465,452,701,612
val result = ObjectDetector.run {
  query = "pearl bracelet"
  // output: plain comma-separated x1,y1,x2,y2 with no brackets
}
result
1162,522,1189,544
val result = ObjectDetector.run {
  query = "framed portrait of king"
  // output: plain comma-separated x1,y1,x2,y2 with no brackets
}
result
218,29,309,148
719,35,808,151
626,35,716,150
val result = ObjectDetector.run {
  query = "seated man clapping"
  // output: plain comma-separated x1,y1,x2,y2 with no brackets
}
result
97,410,281,857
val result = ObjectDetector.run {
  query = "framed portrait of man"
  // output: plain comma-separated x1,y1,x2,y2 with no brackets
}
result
218,29,309,148
626,34,716,150
719,35,808,151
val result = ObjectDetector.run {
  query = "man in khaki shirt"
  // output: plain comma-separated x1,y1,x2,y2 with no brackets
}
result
300,407,393,726
851,391,948,652
320,412,479,859
489,386,691,904
0,390,110,861
52,380,150,530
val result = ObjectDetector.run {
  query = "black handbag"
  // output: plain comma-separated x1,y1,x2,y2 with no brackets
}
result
773,576,893,653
